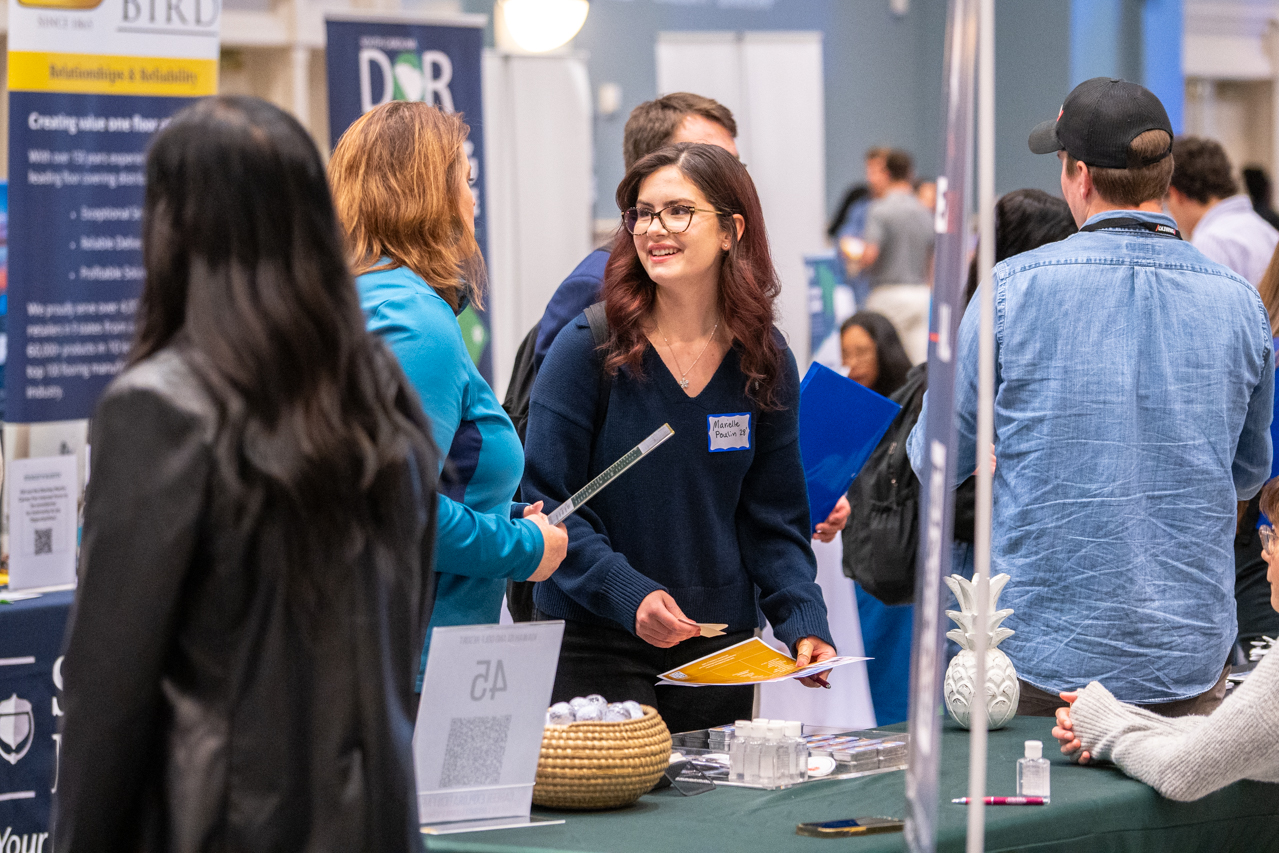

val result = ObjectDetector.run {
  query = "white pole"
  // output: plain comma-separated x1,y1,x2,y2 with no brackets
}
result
966,0,996,850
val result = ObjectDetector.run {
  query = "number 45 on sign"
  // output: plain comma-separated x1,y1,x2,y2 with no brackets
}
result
471,660,508,701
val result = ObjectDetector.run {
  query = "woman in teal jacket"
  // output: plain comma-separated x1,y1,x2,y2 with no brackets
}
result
329,101,567,686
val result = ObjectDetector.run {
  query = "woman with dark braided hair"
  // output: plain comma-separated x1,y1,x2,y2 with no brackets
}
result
523,142,836,733
53,96,438,853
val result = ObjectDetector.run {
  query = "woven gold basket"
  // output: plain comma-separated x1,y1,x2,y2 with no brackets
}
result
533,705,672,810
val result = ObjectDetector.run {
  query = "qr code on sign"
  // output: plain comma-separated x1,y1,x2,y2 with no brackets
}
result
33,528,52,556
438,715,511,789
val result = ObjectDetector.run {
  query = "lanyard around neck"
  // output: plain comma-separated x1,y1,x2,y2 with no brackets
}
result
1078,217,1182,239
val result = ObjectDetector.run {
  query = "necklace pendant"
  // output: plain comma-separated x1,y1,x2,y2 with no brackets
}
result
679,378,690,390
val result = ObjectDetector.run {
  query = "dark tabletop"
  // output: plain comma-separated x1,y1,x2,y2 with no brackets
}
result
422,713,1279,853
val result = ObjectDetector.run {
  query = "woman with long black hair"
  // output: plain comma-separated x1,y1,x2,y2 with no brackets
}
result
838,310,912,398
52,96,438,853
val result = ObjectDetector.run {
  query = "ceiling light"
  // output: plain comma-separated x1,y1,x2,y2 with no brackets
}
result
499,0,590,53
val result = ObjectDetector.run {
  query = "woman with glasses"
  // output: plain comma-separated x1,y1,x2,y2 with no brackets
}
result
54,96,437,852
1050,477,1279,800
839,311,912,398
522,142,836,733
327,102,567,688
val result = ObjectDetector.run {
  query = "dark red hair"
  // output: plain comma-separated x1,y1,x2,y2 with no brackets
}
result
601,142,786,409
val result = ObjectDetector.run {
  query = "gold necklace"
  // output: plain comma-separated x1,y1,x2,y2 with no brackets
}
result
656,317,719,390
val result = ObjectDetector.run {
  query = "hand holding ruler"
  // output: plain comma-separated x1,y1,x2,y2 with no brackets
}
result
546,424,675,526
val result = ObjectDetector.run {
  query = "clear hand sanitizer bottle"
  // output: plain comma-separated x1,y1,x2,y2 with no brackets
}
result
743,721,763,785
784,721,807,784
761,721,786,787
729,720,751,783
1017,739,1050,798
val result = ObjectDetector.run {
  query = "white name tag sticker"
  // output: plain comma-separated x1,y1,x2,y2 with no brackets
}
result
708,413,751,452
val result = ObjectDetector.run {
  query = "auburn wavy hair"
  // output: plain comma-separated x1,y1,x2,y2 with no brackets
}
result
328,100,483,310
603,143,786,409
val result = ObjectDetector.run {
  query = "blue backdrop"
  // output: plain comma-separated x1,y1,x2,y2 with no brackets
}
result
325,18,492,381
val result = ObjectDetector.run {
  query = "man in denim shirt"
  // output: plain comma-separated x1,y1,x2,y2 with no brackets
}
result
908,78,1274,717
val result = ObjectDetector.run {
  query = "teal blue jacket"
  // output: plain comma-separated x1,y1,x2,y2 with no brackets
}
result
358,266,542,686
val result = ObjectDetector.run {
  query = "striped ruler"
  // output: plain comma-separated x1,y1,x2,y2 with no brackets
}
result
546,424,675,526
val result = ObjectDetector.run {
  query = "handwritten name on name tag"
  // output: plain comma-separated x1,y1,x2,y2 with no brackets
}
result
708,413,751,452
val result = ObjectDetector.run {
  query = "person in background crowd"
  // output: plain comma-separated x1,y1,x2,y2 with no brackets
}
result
828,183,871,242
963,188,1078,304
838,310,913,725
328,102,568,688
828,182,873,306
1051,475,1279,802
844,189,1076,726
523,143,836,733
1166,136,1279,286
864,146,892,199
910,77,1274,718
833,148,890,298
914,178,938,214
53,96,439,853
859,149,935,364
1242,165,1279,231
839,311,911,398
1234,245,1279,657
1257,245,1279,337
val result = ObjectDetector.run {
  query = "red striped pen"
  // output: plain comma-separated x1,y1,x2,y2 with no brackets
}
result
951,796,1048,806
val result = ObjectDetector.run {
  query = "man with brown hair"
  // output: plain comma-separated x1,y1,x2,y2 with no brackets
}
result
1166,136,1278,286
531,93,739,369
621,92,737,173
908,77,1274,718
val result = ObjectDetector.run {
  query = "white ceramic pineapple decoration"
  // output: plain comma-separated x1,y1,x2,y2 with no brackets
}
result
943,572,1020,730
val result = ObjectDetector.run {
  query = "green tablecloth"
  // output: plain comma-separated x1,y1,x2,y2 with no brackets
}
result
422,714,1279,853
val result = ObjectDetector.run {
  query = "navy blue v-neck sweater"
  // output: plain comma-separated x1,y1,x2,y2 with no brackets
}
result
522,314,833,652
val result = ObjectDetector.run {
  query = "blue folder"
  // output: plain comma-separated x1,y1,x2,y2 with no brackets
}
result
798,362,902,528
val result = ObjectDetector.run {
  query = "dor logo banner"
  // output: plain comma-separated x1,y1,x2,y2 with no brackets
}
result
325,15,491,381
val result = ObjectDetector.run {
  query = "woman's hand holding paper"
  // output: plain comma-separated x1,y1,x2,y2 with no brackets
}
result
795,636,837,688
636,590,701,648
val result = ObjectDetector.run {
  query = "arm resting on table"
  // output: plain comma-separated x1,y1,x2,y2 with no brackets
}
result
1071,650,1279,801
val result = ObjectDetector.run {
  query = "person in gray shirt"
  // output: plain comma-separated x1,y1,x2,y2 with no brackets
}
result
860,149,934,362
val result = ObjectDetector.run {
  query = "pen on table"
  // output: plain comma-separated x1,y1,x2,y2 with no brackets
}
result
952,797,1047,805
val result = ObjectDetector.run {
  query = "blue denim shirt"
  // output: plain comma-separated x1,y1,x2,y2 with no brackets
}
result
908,210,1274,704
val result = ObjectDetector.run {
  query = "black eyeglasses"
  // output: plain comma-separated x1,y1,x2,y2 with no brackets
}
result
622,204,726,235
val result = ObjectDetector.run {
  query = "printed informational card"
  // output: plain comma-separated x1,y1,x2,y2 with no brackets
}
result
7,454,78,590
656,637,867,687
413,621,565,833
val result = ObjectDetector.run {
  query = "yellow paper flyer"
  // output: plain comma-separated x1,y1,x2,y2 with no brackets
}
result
656,637,868,686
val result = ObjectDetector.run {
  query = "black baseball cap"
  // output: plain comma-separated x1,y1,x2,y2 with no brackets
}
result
1028,77,1173,169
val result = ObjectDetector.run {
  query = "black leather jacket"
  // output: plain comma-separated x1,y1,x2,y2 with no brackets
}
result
53,346,438,853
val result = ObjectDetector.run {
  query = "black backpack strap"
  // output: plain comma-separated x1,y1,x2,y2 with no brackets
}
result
584,301,609,346
502,322,542,444
583,302,611,435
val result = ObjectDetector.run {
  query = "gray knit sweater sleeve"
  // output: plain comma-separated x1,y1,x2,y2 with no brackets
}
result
1069,649,1279,802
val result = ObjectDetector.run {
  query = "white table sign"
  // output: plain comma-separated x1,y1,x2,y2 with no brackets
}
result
413,621,565,833
7,455,78,590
